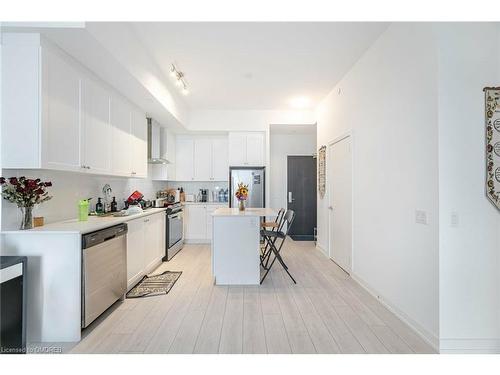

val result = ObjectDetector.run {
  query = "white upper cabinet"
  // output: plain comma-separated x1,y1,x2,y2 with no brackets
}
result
212,138,229,181
1,33,148,179
194,138,212,181
175,138,195,181
228,133,247,166
42,47,82,172
245,132,265,166
228,132,265,166
110,96,132,176
81,78,111,174
175,136,229,181
130,110,148,178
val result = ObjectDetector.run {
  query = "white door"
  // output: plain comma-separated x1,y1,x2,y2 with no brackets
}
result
175,138,195,181
228,133,247,166
110,96,132,176
43,49,82,172
246,133,265,166
81,78,111,174
194,138,212,181
130,110,148,178
328,136,352,273
212,138,229,181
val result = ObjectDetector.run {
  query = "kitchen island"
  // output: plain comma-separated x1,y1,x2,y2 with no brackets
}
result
211,207,276,285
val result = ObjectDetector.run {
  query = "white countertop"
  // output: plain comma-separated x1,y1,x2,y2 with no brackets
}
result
182,201,228,206
212,207,277,217
1,208,168,235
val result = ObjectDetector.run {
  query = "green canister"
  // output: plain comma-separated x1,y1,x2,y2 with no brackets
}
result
78,199,89,221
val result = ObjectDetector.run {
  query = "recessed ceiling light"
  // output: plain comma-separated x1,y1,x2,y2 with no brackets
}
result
290,96,312,109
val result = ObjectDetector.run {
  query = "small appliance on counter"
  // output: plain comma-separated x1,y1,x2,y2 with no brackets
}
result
153,197,168,208
199,189,208,202
127,190,144,205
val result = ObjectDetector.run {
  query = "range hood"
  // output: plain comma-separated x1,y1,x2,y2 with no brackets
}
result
147,118,170,164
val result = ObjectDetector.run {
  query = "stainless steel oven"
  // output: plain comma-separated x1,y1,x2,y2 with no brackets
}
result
164,203,184,261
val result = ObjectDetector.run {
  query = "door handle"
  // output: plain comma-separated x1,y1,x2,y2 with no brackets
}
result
328,206,333,210
288,192,295,203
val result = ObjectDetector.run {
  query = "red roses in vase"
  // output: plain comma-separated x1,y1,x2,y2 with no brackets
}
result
0,176,53,229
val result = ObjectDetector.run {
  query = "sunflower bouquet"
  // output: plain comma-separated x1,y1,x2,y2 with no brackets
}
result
235,182,249,211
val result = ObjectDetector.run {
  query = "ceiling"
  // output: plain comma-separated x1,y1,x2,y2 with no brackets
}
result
130,22,389,110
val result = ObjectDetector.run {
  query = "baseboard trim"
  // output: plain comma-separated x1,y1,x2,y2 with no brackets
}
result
316,243,328,257
440,339,500,354
184,239,210,244
350,273,439,352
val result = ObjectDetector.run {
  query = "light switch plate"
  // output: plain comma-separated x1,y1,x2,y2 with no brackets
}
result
415,210,427,225
451,211,459,228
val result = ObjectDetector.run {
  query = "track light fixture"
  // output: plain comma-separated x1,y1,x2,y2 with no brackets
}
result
170,64,189,95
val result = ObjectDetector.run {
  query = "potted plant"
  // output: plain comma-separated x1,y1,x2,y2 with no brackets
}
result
235,182,249,211
0,176,53,230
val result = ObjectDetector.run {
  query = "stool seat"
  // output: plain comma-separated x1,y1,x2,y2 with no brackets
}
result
260,221,278,228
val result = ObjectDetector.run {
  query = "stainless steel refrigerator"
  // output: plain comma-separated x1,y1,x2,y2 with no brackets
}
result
229,167,265,208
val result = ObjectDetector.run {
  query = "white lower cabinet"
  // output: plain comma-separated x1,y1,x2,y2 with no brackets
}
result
126,212,165,289
184,204,227,243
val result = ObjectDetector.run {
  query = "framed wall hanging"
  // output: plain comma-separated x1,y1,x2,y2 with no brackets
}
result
318,145,326,198
484,87,500,211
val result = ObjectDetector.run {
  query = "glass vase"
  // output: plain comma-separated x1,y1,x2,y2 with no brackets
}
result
20,206,33,230
238,200,245,211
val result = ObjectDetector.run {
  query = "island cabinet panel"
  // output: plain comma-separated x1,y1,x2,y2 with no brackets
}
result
212,215,260,285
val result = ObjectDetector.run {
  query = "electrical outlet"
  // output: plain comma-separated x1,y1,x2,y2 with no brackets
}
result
415,210,427,225
451,212,459,228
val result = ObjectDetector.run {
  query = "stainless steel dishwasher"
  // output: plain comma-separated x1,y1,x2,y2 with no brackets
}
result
82,223,128,328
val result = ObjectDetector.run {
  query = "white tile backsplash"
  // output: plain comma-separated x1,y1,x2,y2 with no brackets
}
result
1,168,168,230
166,181,228,197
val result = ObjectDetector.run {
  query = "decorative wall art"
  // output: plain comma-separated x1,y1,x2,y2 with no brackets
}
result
484,87,500,211
318,145,326,198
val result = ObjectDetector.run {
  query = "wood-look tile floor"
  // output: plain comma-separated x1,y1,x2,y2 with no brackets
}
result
69,241,436,354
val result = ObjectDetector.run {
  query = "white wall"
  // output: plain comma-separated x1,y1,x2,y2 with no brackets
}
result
270,132,317,210
188,109,316,132
0,168,167,230
436,23,500,353
316,23,440,346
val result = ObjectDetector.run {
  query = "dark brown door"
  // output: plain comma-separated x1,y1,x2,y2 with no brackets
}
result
287,155,317,240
